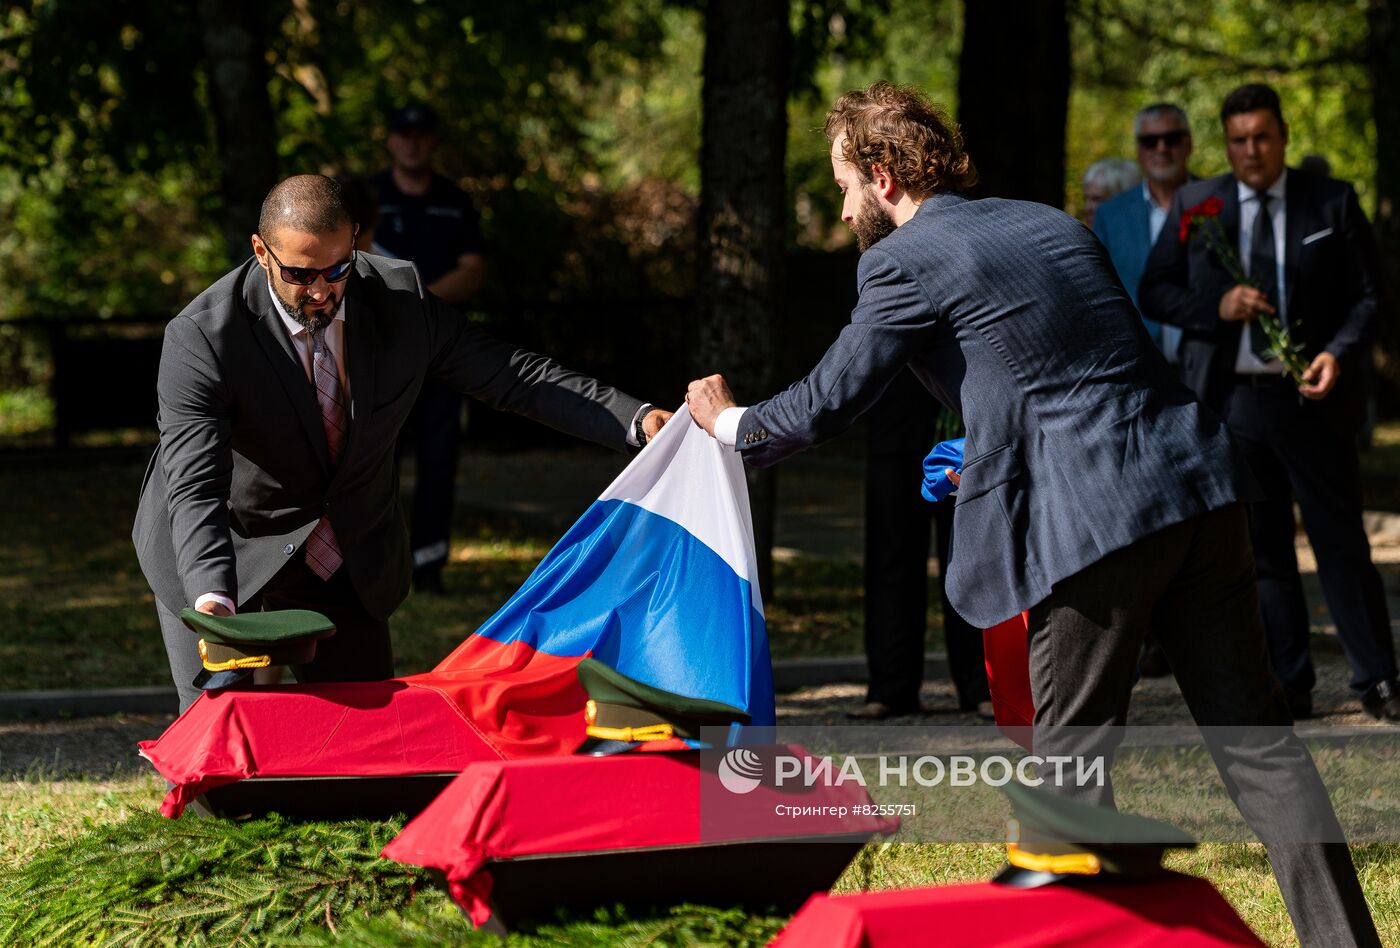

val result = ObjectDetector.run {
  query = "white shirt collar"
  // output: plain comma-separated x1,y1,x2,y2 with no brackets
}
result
1237,168,1287,204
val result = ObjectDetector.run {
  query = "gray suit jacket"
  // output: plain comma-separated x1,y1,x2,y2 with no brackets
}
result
133,254,642,619
737,193,1253,626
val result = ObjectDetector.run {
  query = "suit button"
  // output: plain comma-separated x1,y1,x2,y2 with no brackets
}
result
323,498,331,511
283,543,295,555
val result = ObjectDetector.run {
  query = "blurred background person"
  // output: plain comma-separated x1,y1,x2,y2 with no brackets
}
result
1300,153,1333,178
1141,83,1397,722
374,104,487,594
338,174,389,255
850,372,991,721
1079,157,1140,229
1094,102,1195,362
1092,102,1196,680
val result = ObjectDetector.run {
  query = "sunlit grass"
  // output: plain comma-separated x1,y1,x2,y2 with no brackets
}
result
0,456,885,690
2,775,1394,946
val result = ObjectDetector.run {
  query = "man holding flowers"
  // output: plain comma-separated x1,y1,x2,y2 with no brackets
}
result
1141,82,1397,725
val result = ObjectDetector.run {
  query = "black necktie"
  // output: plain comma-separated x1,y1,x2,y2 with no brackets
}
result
1248,190,1277,359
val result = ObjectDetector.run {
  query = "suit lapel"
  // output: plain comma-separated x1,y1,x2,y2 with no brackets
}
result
1216,177,1246,356
242,266,332,474
1219,176,1241,252
1283,168,1306,307
334,275,375,478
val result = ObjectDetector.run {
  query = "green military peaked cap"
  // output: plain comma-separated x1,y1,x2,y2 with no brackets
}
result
576,657,750,755
180,608,336,692
996,781,1196,887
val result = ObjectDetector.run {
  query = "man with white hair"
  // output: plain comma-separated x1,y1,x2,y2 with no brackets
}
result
1080,158,1140,229
1094,102,1195,359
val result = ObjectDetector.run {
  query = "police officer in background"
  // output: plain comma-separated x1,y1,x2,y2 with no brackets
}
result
374,103,486,592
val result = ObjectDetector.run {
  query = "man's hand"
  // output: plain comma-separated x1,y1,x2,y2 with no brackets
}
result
685,375,737,436
642,408,672,441
1299,351,1339,401
196,598,233,617
1219,284,1275,322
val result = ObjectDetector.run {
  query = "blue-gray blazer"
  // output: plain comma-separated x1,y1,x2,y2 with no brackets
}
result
737,193,1253,627
1092,184,1163,345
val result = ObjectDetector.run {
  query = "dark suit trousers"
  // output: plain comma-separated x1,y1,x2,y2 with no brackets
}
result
1028,503,1378,947
1222,378,1396,694
864,452,988,710
158,555,394,712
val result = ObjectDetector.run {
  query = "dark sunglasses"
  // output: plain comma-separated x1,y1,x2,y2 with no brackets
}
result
1137,130,1188,149
261,239,356,286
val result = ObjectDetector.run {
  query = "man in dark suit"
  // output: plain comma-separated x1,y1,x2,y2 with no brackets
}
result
853,371,989,720
1140,83,1398,723
685,81,1378,946
133,175,668,712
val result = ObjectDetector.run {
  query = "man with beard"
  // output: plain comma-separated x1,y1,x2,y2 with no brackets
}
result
1094,102,1195,363
684,82,1379,946
134,174,668,712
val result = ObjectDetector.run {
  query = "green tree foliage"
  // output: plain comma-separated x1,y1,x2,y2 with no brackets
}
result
1068,0,1375,215
0,2,225,316
0,0,1382,318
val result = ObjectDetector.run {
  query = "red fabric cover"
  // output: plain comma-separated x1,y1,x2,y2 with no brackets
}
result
139,637,589,817
381,748,899,927
984,613,1034,750
771,874,1265,948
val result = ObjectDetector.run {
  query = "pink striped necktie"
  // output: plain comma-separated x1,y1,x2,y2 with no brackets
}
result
304,327,346,581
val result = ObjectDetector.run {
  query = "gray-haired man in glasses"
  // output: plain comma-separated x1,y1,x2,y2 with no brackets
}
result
133,174,670,711
1093,102,1196,362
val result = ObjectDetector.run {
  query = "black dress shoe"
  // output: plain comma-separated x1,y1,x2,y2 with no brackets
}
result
1285,688,1313,721
1361,679,1400,722
845,701,924,721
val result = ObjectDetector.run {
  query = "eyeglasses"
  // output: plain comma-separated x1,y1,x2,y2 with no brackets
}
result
260,239,356,286
1137,130,1188,150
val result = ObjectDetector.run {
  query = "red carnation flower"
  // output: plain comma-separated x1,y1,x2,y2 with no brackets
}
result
1179,196,1224,243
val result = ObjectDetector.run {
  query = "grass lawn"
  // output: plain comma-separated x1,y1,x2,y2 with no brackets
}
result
1,774,1396,945
5,440,1400,943
0,452,897,692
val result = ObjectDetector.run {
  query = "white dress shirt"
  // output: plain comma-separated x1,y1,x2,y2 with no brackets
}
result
193,282,350,614
1233,170,1288,375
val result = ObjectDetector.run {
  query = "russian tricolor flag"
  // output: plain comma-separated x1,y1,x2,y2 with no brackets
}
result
436,403,775,724
142,404,775,817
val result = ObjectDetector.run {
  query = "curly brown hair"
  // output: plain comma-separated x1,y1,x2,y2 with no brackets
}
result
824,82,978,199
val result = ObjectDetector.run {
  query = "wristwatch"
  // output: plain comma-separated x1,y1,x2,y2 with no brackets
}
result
634,404,655,448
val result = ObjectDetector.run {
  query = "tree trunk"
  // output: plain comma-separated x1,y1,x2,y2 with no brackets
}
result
196,0,280,266
697,0,791,598
1369,0,1400,413
956,0,1070,207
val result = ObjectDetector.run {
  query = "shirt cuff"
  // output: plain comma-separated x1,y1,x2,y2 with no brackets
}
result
627,403,654,447
714,407,748,448
195,592,236,615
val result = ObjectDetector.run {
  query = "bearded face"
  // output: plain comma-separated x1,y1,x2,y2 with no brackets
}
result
269,277,342,333
851,183,896,252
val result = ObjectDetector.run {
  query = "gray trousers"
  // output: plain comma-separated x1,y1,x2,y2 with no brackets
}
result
1028,503,1379,948
157,555,393,713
